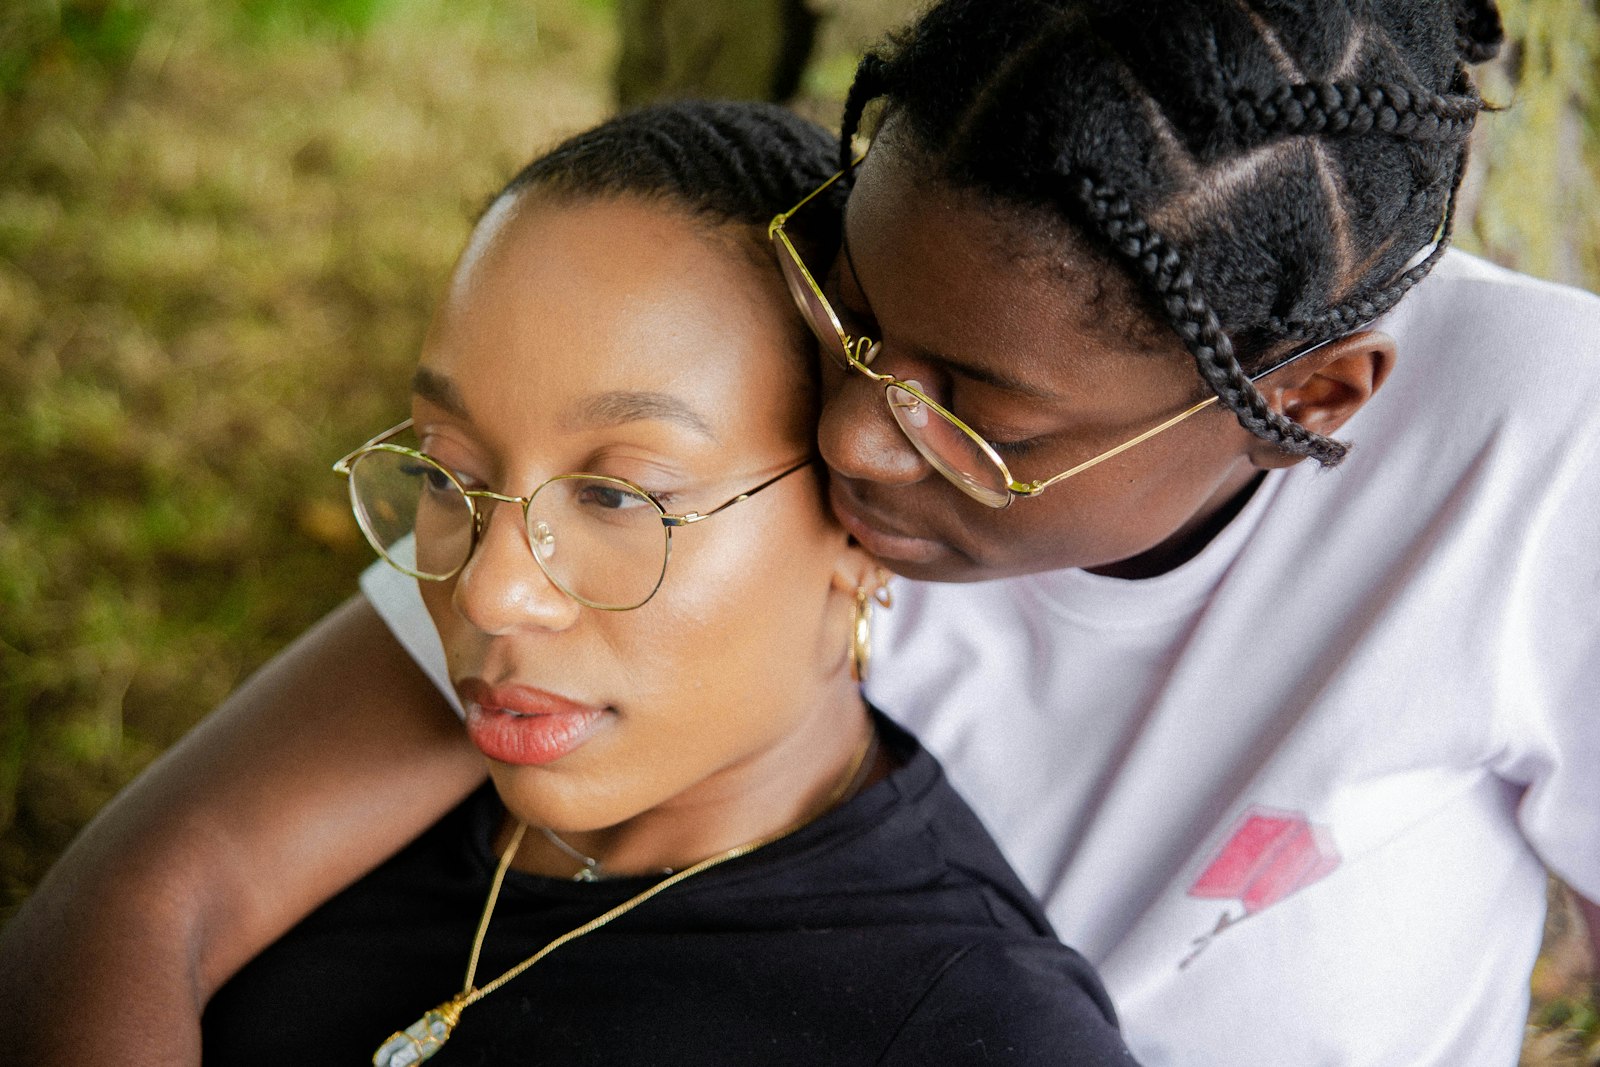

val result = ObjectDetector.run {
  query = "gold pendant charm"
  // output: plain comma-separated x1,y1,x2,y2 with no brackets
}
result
373,997,465,1066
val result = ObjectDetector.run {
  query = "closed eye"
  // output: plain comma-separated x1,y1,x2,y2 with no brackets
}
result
572,478,659,512
984,433,1048,458
400,459,462,494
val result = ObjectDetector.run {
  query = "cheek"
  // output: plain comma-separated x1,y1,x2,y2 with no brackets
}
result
646,510,838,683
418,580,457,649
417,577,484,688
560,507,843,818
969,426,1256,572
656,504,843,703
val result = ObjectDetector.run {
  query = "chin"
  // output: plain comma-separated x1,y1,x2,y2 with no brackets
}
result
886,558,981,583
487,765,580,828
880,553,1026,584
486,761,640,834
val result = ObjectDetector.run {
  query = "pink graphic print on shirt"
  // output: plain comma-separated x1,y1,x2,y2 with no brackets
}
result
1178,807,1341,969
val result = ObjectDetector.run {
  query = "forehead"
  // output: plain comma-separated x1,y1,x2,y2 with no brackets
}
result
845,143,1184,395
423,193,808,441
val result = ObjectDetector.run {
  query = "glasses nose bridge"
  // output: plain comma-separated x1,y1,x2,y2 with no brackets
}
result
449,490,582,634
461,486,538,552
455,484,584,610
464,486,530,509
845,336,892,381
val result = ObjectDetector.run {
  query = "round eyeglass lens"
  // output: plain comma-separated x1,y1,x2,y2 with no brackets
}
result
774,237,850,366
527,475,670,610
884,383,1013,508
347,448,475,579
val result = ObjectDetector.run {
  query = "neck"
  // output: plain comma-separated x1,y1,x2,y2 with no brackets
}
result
496,685,878,880
1088,468,1265,580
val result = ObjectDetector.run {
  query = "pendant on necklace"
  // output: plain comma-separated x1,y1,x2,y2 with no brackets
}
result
373,996,465,1066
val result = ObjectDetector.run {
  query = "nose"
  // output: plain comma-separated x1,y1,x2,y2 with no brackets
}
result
451,498,581,636
816,362,932,489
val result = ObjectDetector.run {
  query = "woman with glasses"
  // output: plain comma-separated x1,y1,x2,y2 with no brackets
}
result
199,101,1130,1064
8,1,1600,1064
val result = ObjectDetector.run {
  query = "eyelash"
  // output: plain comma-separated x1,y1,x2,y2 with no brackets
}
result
984,434,1045,458
417,453,483,490
417,451,682,507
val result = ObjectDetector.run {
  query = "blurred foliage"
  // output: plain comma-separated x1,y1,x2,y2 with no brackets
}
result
1460,0,1600,287
1525,884,1600,1066
1,1,152,94
615,0,817,106
0,0,1595,1061
0,0,614,908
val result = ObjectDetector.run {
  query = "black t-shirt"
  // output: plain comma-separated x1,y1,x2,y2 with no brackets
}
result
203,716,1135,1065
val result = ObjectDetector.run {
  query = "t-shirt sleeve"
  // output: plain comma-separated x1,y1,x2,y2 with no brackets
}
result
878,939,1138,1066
358,557,462,718
1493,415,1600,904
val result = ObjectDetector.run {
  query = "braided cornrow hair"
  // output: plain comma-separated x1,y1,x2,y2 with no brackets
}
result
501,99,841,237
840,0,1504,466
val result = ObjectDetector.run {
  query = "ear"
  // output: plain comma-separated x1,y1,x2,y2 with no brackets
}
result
1246,330,1397,468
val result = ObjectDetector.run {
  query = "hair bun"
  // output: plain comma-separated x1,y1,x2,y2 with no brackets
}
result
1454,0,1505,63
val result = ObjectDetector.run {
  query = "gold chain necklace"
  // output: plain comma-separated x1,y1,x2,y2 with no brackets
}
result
372,728,879,1067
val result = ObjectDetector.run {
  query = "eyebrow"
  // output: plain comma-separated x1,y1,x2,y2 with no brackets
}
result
411,366,469,415
565,391,717,441
414,367,716,440
840,218,1062,403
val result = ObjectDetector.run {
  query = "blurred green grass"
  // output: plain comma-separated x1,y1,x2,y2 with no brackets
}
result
0,0,615,901
0,0,1595,1061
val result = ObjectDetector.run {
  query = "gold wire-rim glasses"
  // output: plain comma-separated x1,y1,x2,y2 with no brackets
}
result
333,419,812,611
769,167,1342,509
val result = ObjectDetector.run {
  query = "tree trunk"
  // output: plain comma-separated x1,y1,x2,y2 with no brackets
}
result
615,0,818,107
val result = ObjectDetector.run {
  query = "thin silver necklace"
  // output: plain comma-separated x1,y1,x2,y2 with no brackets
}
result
538,825,608,882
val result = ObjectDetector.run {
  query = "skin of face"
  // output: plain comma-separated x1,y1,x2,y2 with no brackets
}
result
815,135,1394,583
414,191,875,875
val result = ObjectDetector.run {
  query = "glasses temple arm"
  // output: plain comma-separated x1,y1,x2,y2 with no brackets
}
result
1021,396,1220,495
767,153,869,235
769,172,843,234
332,417,416,473
665,458,815,526
1019,331,1349,496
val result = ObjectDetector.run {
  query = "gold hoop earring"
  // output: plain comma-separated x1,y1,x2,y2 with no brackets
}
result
848,571,893,684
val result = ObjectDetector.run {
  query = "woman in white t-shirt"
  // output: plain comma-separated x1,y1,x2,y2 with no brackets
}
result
6,1,1598,1064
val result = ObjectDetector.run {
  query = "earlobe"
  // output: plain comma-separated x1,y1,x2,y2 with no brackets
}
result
829,538,882,596
1248,330,1397,467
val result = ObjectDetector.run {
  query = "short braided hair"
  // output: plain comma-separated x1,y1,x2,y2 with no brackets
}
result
501,99,841,239
1217,81,1480,145
841,0,1503,465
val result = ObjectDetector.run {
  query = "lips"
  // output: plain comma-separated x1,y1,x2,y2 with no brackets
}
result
458,679,608,766
827,481,945,565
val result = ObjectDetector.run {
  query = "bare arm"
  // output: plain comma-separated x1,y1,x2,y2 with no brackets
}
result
0,595,484,1066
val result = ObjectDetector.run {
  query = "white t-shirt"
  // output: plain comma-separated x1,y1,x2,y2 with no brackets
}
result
361,250,1600,1066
